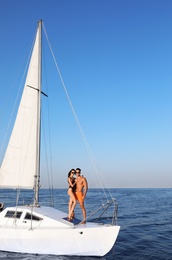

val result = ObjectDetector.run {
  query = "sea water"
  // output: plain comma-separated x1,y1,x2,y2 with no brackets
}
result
0,188,171,260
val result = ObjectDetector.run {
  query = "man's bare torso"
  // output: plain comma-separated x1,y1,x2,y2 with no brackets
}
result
76,176,87,192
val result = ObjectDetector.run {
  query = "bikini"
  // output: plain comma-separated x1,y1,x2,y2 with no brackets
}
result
68,177,76,192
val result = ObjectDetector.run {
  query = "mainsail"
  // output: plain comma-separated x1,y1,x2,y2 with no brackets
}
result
0,23,41,189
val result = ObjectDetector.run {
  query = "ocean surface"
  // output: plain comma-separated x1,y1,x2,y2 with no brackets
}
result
0,188,171,260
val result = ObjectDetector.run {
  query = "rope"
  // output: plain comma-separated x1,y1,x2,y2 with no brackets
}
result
43,23,114,203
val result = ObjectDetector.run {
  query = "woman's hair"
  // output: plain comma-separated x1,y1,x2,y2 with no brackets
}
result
68,169,75,178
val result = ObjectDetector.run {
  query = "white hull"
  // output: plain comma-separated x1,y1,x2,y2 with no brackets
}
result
0,206,120,256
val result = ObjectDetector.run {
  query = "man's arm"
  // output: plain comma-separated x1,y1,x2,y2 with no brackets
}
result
83,177,88,198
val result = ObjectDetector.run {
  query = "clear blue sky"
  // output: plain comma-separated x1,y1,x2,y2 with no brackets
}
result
0,0,172,188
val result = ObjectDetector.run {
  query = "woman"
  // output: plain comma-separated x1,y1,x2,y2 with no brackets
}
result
67,169,77,221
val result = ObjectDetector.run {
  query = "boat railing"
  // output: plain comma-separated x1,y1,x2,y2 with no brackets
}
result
76,198,118,226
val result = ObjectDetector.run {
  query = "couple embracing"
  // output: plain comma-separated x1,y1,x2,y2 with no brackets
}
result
67,168,88,224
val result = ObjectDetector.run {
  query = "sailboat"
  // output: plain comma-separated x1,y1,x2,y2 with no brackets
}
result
0,20,120,256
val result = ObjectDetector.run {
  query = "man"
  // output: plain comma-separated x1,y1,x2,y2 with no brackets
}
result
75,168,88,224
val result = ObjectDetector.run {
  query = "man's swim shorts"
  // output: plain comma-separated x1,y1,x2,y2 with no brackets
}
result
75,191,84,203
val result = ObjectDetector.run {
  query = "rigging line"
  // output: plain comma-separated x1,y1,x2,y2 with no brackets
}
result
41,43,54,206
43,25,106,199
43,24,113,201
41,112,54,206
14,188,21,226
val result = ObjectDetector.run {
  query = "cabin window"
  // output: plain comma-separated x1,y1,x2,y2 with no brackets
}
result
5,210,22,219
24,212,42,221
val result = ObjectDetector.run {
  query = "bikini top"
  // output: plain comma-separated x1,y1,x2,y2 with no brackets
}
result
68,177,76,190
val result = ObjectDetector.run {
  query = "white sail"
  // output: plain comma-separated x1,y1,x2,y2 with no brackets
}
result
0,25,41,189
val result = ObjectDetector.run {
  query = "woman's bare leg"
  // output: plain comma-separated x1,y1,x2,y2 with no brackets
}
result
68,191,76,220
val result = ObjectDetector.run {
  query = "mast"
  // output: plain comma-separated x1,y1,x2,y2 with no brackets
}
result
34,20,42,206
